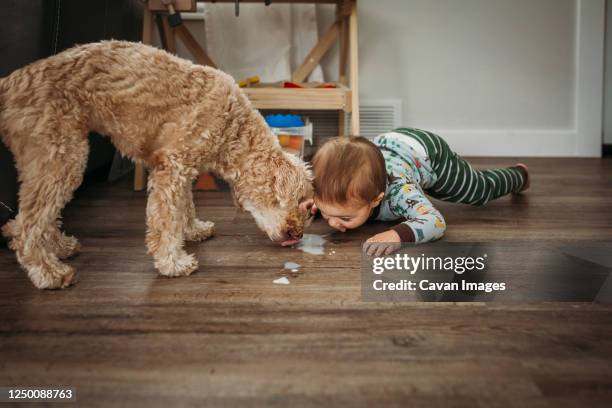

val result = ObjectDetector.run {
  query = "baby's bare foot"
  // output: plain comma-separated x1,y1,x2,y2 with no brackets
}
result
515,163,530,193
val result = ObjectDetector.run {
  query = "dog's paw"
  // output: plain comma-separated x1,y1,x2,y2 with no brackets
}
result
28,261,76,290
185,220,214,242
54,234,81,259
156,252,199,277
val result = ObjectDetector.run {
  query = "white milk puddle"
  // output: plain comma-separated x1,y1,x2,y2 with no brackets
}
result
295,234,327,255
284,261,301,273
273,277,290,285
275,234,331,284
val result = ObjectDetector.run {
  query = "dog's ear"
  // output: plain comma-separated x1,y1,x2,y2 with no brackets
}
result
273,161,294,209
273,153,307,208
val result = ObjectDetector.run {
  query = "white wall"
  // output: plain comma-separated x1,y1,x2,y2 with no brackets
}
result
319,0,604,156
359,0,575,130
605,0,612,144
183,0,605,156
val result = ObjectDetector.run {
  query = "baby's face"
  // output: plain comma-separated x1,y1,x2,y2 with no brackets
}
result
314,199,374,232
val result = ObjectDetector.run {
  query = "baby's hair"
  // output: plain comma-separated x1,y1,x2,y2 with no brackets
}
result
311,136,387,205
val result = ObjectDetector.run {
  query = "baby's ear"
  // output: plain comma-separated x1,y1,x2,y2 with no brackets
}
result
372,192,385,206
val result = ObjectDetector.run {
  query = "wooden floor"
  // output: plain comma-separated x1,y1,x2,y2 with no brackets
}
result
1,158,611,407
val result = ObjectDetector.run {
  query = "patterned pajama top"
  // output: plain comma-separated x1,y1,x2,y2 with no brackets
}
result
370,128,525,244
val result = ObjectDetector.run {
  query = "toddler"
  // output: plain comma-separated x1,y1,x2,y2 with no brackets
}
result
302,128,529,256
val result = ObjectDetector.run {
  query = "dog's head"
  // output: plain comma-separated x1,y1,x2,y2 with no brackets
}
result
237,151,314,245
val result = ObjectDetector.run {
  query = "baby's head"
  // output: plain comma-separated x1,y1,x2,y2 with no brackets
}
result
311,137,387,232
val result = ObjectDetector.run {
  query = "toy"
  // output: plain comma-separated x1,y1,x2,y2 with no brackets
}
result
238,75,260,88
264,114,313,158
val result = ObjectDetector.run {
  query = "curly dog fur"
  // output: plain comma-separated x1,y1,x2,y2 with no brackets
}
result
0,41,313,289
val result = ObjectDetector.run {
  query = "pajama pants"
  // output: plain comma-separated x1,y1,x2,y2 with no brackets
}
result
394,128,526,206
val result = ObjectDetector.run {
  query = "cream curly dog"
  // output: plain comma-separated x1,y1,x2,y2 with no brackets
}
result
0,41,313,289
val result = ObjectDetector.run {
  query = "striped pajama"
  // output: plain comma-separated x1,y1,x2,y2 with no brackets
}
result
393,128,525,206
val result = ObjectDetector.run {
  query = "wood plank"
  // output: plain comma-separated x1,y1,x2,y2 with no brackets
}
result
1,158,612,406
244,85,351,111
292,21,340,83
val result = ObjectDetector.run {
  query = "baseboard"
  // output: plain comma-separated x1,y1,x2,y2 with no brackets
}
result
427,129,600,157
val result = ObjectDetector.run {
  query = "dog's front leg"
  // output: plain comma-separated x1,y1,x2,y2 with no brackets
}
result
145,159,198,277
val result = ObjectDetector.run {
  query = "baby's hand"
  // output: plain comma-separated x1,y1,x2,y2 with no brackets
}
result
363,230,402,257
299,198,317,216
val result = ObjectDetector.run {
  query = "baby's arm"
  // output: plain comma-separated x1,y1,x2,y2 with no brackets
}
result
365,181,446,256
385,181,446,244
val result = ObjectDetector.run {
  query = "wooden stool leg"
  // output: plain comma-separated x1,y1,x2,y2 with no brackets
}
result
337,2,349,137
349,0,360,135
134,7,155,191
142,6,153,47
174,25,217,67
134,163,147,191
338,3,349,86
161,15,177,53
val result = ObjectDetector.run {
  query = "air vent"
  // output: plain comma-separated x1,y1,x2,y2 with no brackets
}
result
345,99,403,138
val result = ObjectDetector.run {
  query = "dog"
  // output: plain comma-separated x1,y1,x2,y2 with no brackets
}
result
0,41,313,289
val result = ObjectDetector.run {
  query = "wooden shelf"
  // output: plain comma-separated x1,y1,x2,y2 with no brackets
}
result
243,83,352,111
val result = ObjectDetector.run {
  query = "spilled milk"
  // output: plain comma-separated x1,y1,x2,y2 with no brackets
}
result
275,234,330,285
294,234,327,255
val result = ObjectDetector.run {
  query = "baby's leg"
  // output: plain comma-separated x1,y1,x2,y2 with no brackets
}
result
429,164,527,206
402,129,528,206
